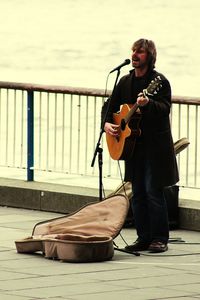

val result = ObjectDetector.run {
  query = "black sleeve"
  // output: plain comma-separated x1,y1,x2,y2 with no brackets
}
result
101,98,111,130
100,77,124,128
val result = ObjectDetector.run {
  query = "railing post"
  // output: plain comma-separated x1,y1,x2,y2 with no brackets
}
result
27,90,34,181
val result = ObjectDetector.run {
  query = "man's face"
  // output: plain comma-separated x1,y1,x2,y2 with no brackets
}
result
131,46,149,69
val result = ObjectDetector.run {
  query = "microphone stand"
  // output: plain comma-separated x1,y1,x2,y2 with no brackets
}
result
91,69,121,201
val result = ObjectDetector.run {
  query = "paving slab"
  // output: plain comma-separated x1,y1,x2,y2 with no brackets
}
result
0,206,200,300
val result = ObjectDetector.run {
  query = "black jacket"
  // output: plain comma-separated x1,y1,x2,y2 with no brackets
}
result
101,69,179,187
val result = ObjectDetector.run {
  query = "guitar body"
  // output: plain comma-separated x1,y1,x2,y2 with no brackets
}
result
106,104,141,160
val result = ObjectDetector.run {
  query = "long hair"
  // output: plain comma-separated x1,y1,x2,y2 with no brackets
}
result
132,38,157,70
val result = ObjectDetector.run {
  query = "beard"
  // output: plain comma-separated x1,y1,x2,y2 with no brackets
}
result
132,59,147,69
132,54,152,69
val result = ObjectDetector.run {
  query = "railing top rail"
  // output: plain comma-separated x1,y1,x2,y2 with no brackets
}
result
0,80,200,105
0,81,110,97
172,95,200,105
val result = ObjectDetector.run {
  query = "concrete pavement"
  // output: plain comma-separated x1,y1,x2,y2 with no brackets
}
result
0,206,200,300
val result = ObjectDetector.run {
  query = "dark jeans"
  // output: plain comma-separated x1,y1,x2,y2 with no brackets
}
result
131,144,169,243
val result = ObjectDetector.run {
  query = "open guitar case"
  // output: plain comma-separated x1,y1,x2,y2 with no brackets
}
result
15,194,130,263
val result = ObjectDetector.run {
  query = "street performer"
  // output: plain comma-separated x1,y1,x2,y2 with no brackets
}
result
101,38,179,253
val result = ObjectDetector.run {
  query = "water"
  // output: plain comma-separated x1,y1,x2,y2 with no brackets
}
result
0,0,199,192
1,0,200,97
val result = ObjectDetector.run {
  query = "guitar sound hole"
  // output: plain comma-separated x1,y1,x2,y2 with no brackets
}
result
121,119,126,130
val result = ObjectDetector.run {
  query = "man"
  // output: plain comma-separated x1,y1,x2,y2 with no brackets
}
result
102,38,179,253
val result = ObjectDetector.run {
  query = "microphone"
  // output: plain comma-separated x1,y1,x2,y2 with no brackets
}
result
109,59,131,74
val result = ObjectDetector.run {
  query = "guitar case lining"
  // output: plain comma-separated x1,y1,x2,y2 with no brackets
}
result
15,194,129,262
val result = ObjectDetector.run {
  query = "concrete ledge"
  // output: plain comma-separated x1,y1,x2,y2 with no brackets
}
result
0,178,199,231
0,186,41,210
179,198,200,231
0,178,99,213
179,207,200,231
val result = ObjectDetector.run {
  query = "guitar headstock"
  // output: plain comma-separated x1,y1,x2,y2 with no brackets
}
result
143,76,162,97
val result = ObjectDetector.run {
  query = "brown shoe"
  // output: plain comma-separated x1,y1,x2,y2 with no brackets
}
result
125,239,150,252
148,241,168,253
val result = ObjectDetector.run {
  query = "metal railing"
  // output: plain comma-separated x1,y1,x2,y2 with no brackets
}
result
0,81,199,190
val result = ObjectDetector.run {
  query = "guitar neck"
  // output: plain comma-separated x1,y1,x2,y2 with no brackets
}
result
123,103,139,125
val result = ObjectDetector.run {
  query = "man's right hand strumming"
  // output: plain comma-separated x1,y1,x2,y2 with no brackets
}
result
104,122,119,137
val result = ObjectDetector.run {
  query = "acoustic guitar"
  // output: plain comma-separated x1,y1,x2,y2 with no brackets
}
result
106,76,162,160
